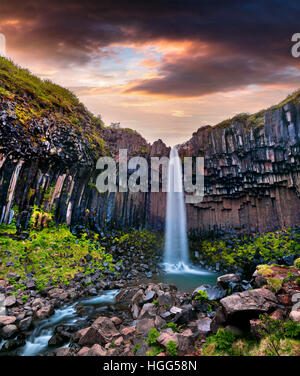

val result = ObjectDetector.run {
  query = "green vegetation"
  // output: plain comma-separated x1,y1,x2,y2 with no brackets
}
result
133,343,141,355
294,257,300,269
194,289,209,302
211,89,300,130
266,278,282,293
202,317,300,356
146,328,160,346
0,222,116,291
193,227,300,272
0,57,107,157
257,314,300,356
162,323,178,333
166,340,178,356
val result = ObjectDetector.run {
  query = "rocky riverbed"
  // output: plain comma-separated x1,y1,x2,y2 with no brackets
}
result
1,260,299,356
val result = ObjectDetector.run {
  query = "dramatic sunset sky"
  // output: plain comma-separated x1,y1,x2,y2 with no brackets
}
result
1,0,300,145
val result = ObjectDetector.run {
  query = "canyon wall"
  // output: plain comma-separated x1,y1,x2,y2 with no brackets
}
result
179,101,300,234
0,60,299,235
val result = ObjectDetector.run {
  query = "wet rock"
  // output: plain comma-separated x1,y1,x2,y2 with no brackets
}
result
143,290,155,303
0,335,26,352
18,316,32,331
217,274,241,289
35,305,54,320
92,316,119,340
282,255,295,266
193,285,226,301
1,324,18,339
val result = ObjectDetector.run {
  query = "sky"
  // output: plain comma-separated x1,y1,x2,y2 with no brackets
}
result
0,0,300,146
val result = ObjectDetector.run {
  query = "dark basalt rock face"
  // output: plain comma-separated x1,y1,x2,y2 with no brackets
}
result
177,102,300,234
0,76,299,234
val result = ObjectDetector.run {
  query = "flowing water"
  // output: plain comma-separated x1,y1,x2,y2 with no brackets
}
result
0,290,119,356
164,147,215,281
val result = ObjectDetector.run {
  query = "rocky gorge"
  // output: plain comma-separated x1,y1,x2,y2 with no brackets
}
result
0,57,300,356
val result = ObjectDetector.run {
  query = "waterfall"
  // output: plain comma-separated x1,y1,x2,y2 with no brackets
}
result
164,147,189,271
164,147,211,276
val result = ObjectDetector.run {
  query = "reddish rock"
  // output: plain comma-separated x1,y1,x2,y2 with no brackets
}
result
0,315,16,327
77,347,90,356
78,327,106,346
87,344,107,356
121,326,136,337
35,305,54,320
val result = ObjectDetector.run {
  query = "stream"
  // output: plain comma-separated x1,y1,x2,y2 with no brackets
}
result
0,270,218,356
0,290,119,356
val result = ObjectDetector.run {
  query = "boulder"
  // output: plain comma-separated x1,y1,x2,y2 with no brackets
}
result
73,327,89,342
0,315,16,327
220,288,277,317
1,324,18,339
4,295,16,307
35,305,54,320
143,290,155,303
136,318,155,335
156,332,178,347
56,348,73,356
87,344,107,356
197,317,212,334
120,326,136,338
217,274,241,288
193,285,226,301
78,327,106,346
18,316,32,331
289,310,300,322
177,329,195,354
92,316,119,340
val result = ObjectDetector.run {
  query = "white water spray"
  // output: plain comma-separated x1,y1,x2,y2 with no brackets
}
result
164,148,211,275
164,147,189,271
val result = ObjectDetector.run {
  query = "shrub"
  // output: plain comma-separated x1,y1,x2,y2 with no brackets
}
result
146,328,160,346
210,329,237,352
162,323,178,332
294,258,300,269
166,341,178,356
195,289,209,302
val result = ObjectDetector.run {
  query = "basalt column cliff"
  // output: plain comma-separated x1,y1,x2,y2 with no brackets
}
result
178,101,300,234
0,58,299,235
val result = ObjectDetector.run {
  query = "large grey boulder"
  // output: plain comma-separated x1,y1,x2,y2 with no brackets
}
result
220,288,277,317
211,288,278,333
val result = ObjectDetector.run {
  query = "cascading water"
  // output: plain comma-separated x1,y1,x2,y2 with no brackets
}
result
164,147,189,271
164,148,211,276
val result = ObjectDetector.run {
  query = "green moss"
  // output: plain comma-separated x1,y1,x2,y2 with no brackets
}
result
166,340,178,356
146,328,160,346
294,258,300,269
266,278,282,293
